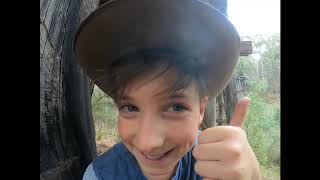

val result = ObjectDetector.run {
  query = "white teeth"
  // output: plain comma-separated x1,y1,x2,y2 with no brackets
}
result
143,149,174,160
145,154,164,160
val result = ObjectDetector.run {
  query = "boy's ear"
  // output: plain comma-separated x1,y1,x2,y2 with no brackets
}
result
198,96,208,125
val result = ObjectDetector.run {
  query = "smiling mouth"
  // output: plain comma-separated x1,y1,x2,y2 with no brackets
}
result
142,148,175,161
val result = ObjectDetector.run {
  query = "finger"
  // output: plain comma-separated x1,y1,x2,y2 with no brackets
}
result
198,126,239,144
229,97,250,128
193,142,224,161
193,141,241,161
194,160,228,179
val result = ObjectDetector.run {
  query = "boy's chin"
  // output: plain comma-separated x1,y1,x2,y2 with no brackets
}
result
139,161,179,179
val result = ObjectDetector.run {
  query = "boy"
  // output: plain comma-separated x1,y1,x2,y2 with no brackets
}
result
74,0,261,179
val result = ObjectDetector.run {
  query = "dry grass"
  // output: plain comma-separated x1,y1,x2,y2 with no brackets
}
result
94,120,120,155
261,165,280,180
96,138,118,155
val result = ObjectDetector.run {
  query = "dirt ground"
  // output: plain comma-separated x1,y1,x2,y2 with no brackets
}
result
96,139,117,155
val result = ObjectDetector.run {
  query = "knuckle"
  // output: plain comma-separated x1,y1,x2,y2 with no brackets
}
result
194,161,201,173
230,165,243,179
226,142,242,158
232,126,244,136
192,146,200,158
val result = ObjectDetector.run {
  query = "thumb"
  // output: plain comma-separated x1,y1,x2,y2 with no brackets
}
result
229,97,250,128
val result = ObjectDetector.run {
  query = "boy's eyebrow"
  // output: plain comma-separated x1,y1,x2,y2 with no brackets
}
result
153,88,188,99
120,95,134,101
118,88,190,103
168,93,188,99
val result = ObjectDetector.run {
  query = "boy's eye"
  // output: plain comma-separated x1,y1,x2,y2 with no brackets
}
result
167,104,187,112
120,105,139,112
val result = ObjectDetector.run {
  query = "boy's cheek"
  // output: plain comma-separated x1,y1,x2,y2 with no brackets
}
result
169,124,199,145
117,118,134,140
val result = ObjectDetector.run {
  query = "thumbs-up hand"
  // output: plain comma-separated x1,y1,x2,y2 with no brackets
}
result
193,97,261,180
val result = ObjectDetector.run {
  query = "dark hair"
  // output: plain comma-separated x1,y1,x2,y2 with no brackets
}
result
101,48,208,103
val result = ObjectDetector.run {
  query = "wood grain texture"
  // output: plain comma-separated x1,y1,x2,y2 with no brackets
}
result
40,0,99,179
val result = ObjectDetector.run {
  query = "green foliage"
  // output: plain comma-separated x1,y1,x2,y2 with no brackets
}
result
244,81,280,167
261,165,280,180
91,86,118,141
238,34,280,168
237,34,280,102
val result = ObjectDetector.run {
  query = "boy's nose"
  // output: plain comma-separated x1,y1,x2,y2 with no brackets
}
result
133,117,165,154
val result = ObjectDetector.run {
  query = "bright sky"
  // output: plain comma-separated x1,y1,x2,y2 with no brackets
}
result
227,0,280,37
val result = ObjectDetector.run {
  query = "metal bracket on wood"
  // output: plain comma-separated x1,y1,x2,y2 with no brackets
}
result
240,41,253,56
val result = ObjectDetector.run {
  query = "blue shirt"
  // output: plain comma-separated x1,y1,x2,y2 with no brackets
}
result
83,139,202,179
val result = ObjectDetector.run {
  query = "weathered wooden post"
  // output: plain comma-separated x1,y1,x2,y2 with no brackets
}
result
201,0,253,128
40,0,99,179
223,43,252,124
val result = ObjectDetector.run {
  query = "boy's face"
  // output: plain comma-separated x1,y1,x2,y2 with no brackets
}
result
116,70,208,179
